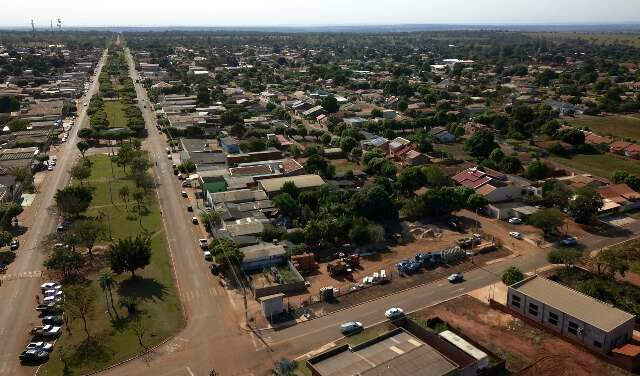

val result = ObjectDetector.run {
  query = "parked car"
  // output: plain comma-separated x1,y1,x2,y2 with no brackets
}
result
509,231,523,239
43,295,63,304
209,263,220,275
25,342,53,352
182,180,192,188
199,239,208,249
384,307,405,319
339,321,363,336
192,217,199,224
508,217,523,225
0,264,7,273
187,205,193,212
47,165,54,171
204,251,213,261
41,325,62,338
40,282,62,291
10,239,19,250
447,273,464,283
19,349,49,362
35,303,59,313
561,236,577,246
447,217,462,230
42,315,64,325
181,191,188,198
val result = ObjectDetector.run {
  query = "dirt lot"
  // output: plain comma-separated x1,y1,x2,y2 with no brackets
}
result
286,223,511,316
409,295,630,376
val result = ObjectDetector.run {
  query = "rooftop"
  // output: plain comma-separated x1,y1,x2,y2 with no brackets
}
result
309,329,458,376
511,275,635,332
258,174,325,193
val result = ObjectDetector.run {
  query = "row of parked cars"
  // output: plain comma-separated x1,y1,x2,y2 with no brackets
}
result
20,282,65,363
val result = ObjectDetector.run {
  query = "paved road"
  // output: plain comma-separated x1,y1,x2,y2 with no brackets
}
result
0,50,108,376
263,250,549,357
99,47,276,376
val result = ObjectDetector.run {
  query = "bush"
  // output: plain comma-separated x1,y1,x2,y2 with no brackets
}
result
501,266,524,286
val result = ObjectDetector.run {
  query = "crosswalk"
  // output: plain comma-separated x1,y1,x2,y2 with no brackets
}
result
181,287,224,303
0,270,42,281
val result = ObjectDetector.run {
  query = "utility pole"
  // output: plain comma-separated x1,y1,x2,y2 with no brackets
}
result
31,19,36,34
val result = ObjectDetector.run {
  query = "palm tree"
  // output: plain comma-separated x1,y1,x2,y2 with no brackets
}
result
119,296,139,315
98,271,118,319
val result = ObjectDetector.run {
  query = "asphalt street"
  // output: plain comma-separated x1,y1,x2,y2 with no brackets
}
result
0,50,108,376
98,47,276,376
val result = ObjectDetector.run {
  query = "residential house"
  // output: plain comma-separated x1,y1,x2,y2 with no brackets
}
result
598,184,640,213
453,166,529,205
239,243,286,272
404,150,430,166
388,137,412,158
428,126,455,143
220,136,241,154
258,174,325,197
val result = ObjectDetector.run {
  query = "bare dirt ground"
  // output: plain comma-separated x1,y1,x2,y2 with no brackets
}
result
410,295,630,376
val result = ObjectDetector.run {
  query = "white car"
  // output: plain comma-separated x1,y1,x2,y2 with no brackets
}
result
43,290,63,297
509,231,523,239
447,273,464,283
41,325,61,337
508,218,523,225
47,165,54,171
26,342,53,352
41,282,61,291
384,307,405,319
339,321,363,335
43,296,63,304
204,251,213,261
199,239,209,249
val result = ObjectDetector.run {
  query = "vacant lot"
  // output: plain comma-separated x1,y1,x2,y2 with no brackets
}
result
40,154,184,376
104,100,127,128
550,153,640,179
570,115,640,141
409,295,629,375
434,142,470,160
330,158,361,176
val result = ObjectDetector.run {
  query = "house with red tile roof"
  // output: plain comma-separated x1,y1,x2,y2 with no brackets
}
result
610,141,633,155
583,131,613,146
452,166,529,203
598,183,640,213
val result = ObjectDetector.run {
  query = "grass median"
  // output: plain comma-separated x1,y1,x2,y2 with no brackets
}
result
39,154,184,376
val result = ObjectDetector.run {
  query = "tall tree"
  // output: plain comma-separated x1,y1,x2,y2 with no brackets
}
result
55,186,93,218
98,271,117,319
108,235,152,278
569,186,604,224
64,283,96,340
76,141,90,159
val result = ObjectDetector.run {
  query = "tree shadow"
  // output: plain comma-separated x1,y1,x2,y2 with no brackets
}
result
66,337,113,370
117,276,166,302
0,251,16,266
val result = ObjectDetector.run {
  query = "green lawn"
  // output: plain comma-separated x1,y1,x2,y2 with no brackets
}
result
434,142,471,160
331,159,360,176
550,153,640,179
104,100,127,128
40,154,184,376
569,115,640,142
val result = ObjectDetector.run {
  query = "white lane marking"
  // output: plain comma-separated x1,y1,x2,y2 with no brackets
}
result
186,366,195,376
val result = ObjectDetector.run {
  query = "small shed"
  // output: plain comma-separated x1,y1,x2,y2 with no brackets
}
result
259,293,285,320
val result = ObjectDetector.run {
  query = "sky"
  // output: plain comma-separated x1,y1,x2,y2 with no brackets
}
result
4,0,640,27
